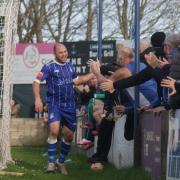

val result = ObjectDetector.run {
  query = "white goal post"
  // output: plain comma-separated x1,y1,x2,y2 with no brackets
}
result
0,0,20,169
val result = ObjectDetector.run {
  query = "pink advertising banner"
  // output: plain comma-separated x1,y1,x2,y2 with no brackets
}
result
13,43,55,84
13,41,117,84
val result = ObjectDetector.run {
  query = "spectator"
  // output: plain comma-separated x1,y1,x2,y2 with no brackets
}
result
163,33,180,109
90,45,160,109
89,64,134,171
117,46,160,108
76,77,97,148
98,39,170,108
11,98,21,118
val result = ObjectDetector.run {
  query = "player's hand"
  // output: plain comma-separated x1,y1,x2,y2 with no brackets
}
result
100,79,114,92
84,84,90,93
35,98,43,112
161,76,176,96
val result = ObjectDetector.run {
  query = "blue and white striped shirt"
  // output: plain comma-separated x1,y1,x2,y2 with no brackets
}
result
35,60,77,109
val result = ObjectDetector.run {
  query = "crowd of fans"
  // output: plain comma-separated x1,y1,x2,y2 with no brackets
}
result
75,32,180,171
31,32,180,174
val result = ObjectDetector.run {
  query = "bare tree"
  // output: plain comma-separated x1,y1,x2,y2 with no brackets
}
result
111,0,170,39
32,0,46,42
18,0,46,43
44,0,87,42
18,1,34,42
106,0,180,40
63,0,74,41
17,0,180,42
85,0,94,40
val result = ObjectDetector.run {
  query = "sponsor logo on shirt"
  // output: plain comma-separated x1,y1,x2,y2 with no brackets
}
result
54,70,59,73
57,77,73,85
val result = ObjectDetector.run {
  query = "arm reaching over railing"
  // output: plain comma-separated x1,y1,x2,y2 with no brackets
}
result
161,76,177,96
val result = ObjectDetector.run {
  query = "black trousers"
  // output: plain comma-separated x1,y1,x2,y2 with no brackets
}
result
124,110,134,141
90,111,134,163
169,93,180,109
91,118,115,163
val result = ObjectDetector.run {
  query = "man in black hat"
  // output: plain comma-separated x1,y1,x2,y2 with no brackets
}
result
151,31,166,59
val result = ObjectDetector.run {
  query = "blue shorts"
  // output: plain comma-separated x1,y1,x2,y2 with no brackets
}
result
48,104,76,132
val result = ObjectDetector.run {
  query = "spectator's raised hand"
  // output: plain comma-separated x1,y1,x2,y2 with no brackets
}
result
100,79,114,92
157,58,170,69
144,52,158,68
87,59,101,75
161,76,176,96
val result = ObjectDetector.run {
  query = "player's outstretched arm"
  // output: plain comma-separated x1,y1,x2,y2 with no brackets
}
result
73,73,95,86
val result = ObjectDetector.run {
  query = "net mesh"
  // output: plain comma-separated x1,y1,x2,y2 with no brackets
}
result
0,0,20,169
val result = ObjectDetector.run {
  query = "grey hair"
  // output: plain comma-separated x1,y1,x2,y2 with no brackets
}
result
164,33,180,48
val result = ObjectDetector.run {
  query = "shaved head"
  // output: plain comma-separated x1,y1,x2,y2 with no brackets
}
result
53,43,66,54
53,43,68,64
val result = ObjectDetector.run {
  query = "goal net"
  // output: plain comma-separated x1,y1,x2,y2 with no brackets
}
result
0,0,20,169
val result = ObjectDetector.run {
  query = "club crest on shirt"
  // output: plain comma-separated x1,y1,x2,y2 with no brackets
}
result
49,113,54,119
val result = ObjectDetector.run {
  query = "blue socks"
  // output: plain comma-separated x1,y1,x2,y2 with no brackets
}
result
47,138,58,163
59,139,71,163
47,138,71,163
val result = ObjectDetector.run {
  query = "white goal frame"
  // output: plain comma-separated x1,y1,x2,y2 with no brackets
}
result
0,0,20,169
